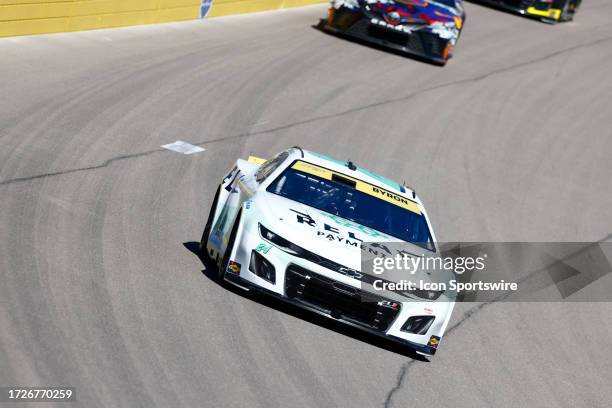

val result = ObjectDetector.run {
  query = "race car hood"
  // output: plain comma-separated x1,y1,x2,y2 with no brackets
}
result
255,192,434,274
362,0,462,27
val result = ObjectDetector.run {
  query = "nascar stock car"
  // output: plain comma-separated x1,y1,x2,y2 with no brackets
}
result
472,0,581,23
323,0,466,65
199,147,455,357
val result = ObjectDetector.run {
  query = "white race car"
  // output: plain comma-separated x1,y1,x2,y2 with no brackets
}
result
200,147,455,357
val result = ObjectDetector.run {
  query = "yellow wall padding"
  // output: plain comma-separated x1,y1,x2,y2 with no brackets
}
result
0,0,324,38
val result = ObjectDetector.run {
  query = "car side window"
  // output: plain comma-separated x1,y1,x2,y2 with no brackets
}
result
255,151,289,183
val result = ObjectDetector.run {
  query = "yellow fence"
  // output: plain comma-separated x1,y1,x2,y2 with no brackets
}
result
0,0,324,38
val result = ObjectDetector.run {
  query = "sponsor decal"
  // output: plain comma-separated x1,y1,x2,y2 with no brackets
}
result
430,22,458,40
318,212,387,239
428,335,441,348
245,200,253,210
291,209,317,227
291,209,363,247
290,208,418,259
292,161,333,179
247,156,267,165
338,266,363,280
359,186,420,215
316,231,361,246
227,260,241,275
200,0,213,18
255,243,272,254
371,18,414,33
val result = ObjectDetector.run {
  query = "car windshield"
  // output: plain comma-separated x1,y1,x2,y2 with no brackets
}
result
267,162,435,251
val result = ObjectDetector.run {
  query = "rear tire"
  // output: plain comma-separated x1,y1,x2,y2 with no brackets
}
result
199,186,221,259
219,211,241,281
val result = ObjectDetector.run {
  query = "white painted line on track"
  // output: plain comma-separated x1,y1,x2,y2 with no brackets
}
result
161,141,206,155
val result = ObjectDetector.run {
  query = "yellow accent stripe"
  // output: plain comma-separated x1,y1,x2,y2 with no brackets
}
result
526,6,561,20
291,161,421,215
248,156,267,165
292,161,333,179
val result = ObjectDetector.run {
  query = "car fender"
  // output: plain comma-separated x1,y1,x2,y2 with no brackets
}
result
208,159,260,255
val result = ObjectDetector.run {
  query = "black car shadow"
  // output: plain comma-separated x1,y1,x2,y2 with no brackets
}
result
183,241,429,362
311,19,445,67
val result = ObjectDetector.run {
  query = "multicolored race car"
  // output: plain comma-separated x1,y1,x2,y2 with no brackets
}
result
199,147,456,357
472,0,581,23
323,0,466,65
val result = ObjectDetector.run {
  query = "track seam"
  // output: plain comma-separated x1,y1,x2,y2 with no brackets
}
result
1,33,611,188
381,235,612,407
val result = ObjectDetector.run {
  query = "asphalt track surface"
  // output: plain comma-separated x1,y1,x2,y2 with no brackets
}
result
2,2,612,407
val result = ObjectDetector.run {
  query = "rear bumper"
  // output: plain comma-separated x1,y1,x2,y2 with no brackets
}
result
472,0,563,21
324,8,453,65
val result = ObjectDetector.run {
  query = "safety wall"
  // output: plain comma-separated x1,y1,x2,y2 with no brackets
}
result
208,0,322,17
0,0,324,38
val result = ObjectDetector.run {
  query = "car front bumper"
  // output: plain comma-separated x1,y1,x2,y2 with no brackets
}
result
224,221,455,357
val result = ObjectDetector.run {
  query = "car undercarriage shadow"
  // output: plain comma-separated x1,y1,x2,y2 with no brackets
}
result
183,241,429,362
311,19,445,67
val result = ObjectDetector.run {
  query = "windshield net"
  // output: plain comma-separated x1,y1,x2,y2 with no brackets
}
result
267,162,435,250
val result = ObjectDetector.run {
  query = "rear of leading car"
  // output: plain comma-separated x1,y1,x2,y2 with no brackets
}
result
474,0,581,22
324,0,464,65
328,8,451,62
206,149,454,357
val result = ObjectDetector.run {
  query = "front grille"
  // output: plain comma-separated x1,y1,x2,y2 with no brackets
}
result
285,265,401,332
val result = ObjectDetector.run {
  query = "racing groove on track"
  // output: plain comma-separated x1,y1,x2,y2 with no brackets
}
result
1,2,612,407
